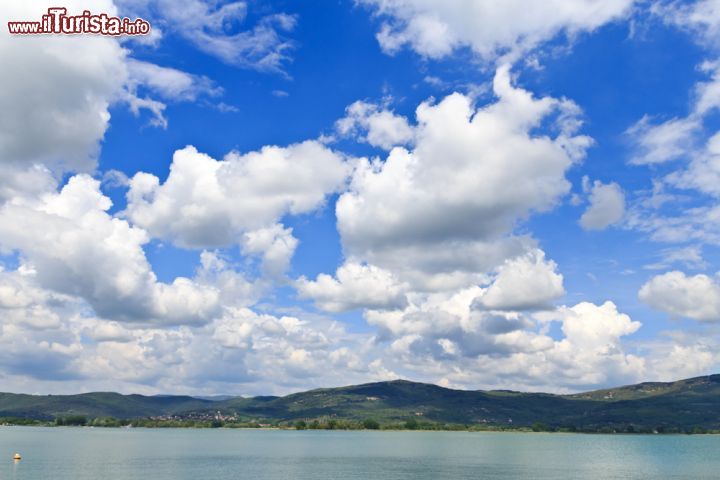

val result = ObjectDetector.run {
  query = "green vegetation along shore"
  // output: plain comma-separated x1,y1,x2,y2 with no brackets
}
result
1,374,719,434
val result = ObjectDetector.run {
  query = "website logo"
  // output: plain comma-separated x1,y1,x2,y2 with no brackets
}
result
8,7,151,36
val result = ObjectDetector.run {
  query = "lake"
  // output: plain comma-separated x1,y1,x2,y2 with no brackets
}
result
0,427,717,479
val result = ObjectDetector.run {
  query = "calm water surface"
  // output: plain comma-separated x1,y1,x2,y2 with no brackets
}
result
0,427,717,479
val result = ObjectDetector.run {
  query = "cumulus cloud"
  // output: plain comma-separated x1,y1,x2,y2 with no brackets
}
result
126,141,349,252
0,1,127,175
298,65,592,391
297,262,409,312
368,290,645,391
0,175,242,325
358,0,634,61
474,249,565,311
0,1,239,200
0,268,86,380
645,337,718,382
639,271,720,322
0,268,68,331
0,164,57,205
8,292,395,394
555,301,641,348
0,257,400,395
366,286,551,353
241,224,299,279
529,301,644,387
336,65,591,289
579,179,626,230
336,100,415,150
0,254,694,395
3,1,712,396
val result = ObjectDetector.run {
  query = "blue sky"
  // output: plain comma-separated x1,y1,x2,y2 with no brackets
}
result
1,0,720,395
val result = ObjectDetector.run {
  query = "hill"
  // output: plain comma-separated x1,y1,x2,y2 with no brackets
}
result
198,375,720,431
0,392,212,420
1,375,718,432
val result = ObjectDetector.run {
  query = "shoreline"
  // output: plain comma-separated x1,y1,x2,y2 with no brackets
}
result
1,423,718,435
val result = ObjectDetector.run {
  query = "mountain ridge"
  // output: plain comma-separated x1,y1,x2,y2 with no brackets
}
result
1,374,718,432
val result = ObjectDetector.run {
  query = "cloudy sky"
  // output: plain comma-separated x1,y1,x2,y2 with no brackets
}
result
1,0,720,396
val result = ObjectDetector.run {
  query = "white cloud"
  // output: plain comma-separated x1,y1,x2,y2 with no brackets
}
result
359,0,634,61
366,285,550,352
75,306,392,394
667,130,720,197
0,164,57,204
241,224,299,279
652,0,720,49
0,1,127,175
0,256,704,395
295,66,590,391
84,321,135,343
579,179,626,230
625,101,720,247
0,268,86,380
626,59,720,167
194,251,263,311
644,245,706,270
555,301,641,348
123,59,224,127
644,334,718,382
118,0,296,72
0,175,239,325
475,249,565,311
336,100,415,150
626,56,720,197
336,65,591,289
3,1,715,396
0,1,238,201
126,142,349,252
625,191,720,245
0,268,68,330
624,23,720,248
0,260,398,395
626,115,699,165
529,301,644,388
368,292,645,391
639,270,720,322
297,262,409,312
127,59,222,102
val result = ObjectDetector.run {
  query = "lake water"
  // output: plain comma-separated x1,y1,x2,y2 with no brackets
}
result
0,427,717,479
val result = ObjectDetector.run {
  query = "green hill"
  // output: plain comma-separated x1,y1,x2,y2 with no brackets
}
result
568,375,720,401
207,380,580,426
0,392,212,420
1,374,719,432
198,375,720,431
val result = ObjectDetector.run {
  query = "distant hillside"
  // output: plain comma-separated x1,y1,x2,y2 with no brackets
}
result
0,392,212,420
206,380,578,426
199,375,720,431
569,375,720,401
1,375,719,432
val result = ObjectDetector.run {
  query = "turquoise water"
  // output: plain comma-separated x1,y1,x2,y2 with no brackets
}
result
0,427,718,479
